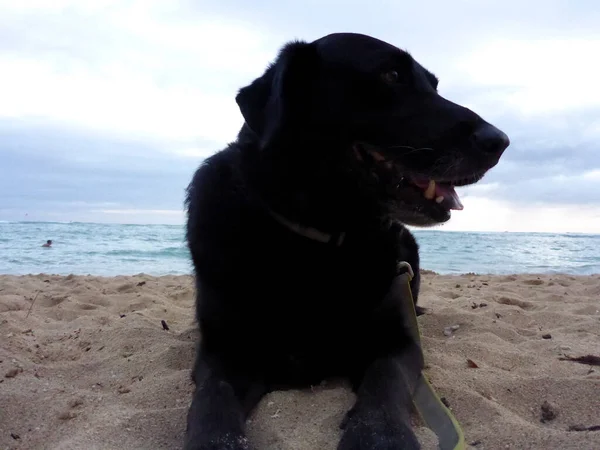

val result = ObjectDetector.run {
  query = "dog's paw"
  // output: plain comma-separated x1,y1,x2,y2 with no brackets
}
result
415,305,429,316
338,408,420,450
183,433,251,450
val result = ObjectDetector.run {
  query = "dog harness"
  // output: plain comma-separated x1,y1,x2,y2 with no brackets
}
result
395,261,466,450
268,211,466,449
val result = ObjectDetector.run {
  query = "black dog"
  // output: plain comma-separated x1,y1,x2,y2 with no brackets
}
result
183,32,509,450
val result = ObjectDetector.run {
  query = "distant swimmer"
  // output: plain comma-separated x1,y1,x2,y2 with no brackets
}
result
42,240,52,248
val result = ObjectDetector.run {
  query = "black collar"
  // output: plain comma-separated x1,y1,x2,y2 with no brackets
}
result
267,208,346,246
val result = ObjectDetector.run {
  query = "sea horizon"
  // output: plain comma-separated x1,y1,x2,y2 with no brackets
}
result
1,221,599,276
1,219,599,236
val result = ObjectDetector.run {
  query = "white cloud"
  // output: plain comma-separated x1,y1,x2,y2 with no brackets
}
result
1,0,599,232
0,56,241,142
583,169,600,181
0,1,274,144
453,38,600,116
0,0,91,11
434,196,600,233
172,148,219,159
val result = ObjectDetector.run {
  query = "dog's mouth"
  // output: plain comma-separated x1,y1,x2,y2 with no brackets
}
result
353,143,487,224
409,179,464,211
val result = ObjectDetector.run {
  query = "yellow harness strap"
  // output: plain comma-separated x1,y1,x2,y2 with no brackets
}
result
396,261,466,450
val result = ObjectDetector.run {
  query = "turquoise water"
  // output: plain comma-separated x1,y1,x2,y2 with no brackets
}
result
0,221,599,276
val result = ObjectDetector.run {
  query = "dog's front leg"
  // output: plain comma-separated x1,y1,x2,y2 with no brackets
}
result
184,355,264,450
338,350,421,450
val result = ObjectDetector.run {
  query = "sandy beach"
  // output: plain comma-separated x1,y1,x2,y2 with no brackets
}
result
1,272,599,450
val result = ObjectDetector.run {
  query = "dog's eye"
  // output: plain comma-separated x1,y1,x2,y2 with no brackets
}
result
382,70,400,84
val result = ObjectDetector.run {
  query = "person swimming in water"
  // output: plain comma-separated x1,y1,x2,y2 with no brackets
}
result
42,240,52,248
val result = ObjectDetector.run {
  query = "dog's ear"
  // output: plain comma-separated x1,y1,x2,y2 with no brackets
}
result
235,40,319,150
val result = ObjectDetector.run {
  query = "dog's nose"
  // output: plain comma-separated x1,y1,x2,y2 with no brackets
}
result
472,123,510,156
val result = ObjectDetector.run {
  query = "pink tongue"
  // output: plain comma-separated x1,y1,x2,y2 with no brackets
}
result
435,184,464,210
413,180,464,211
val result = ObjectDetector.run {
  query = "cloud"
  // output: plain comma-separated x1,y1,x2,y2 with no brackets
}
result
0,1,275,143
0,120,200,223
462,170,600,206
172,148,220,159
452,38,600,115
0,0,599,232
434,196,600,234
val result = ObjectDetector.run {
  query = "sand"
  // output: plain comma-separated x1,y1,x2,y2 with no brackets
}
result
1,272,599,450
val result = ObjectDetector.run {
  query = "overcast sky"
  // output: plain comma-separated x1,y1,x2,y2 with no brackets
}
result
1,0,599,233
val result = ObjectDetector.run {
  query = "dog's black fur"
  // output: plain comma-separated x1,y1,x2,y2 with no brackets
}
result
183,33,509,450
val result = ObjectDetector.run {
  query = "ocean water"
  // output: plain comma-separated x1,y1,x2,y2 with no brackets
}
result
0,221,599,276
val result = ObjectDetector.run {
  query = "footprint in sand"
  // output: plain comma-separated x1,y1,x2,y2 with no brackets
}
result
77,303,99,311
573,306,600,316
523,278,544,286
86,296,112,307
0,295,29,312
496,296,535,310
161,343,196,371
116,282,137,294
168,288,195,303
439,290,462,299
39,294,69,307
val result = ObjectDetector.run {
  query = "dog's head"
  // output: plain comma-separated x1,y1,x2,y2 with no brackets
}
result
236,32,510,226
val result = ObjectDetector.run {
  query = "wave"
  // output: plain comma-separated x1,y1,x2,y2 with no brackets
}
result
101,247,189,258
